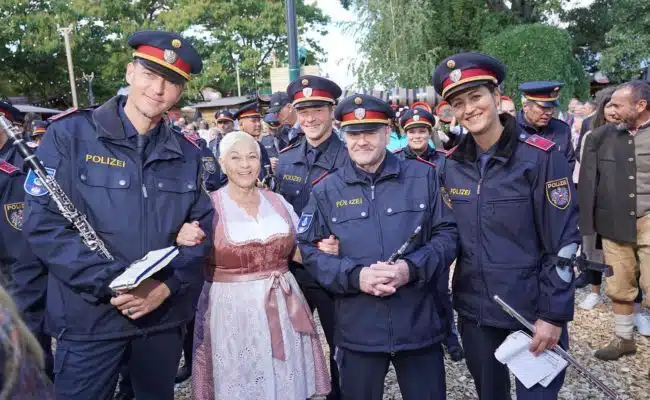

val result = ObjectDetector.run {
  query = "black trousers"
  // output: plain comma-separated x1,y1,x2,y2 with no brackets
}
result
292,262,341,399
458,317,567,400
54,327,183,400
335,345,445,400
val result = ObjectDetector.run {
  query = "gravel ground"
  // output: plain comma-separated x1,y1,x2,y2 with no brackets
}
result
174,286,650,399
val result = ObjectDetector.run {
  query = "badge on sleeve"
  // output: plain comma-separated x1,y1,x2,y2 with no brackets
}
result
202,157,217,174
545,177,571,210
24,168,56,197
297,213,313,234
4,202,24,230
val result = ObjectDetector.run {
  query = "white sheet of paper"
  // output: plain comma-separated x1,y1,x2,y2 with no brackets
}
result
494,330,568,389
109,246,179,291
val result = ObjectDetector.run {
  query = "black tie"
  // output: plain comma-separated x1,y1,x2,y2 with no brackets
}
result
307,147,320,166
136,134,149,161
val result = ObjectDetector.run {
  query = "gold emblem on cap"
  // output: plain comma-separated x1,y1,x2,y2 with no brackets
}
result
302,88,313,98
354,97,363,105
171,39,182,48
449,69,462,83
163,49,178,64
354,108,366,120
447,59,456,69
301,79,309,86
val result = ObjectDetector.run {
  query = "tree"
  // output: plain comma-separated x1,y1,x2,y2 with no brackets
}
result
598,0,650,82
481,24,589,107
343,0,514,89
0,0,328,107
560,0,615,73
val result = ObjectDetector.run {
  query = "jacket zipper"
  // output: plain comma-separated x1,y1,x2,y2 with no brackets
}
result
139,155,147,258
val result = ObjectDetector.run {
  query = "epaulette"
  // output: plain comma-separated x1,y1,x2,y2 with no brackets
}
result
47,107,79,122
415,156,436,168
182,132,201,149
312,169,335,186
520,133,555,151
446,145,459,158
0,161,18,175
280,142,300,154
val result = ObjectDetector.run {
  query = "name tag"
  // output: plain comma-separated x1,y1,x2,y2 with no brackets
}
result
282,175,302,183
85,154,126,168
449,188,471,196
336,197,363,207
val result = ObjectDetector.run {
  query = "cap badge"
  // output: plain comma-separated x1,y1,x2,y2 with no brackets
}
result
171,39,182,48
447,59,456,69
413,109,419,115
302,87,313,98
413,115,420,121
301,79,309,86
553,86,560,91
354,108,366,120
354,97,363,105
449,69,462,83
163,49,178,64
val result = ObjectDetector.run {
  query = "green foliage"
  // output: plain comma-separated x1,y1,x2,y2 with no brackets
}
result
345,0,516,89
480,24,589,107
0,0,327,107
598,0,650,82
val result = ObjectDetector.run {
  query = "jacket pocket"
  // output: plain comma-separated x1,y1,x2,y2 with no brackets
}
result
484,196,537,264
77,168,134,232
152,176,198,234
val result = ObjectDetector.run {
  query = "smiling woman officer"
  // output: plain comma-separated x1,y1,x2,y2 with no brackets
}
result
433,52,580,400
22,31,213,400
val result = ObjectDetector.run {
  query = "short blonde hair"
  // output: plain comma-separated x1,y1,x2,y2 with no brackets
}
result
218,130,260,158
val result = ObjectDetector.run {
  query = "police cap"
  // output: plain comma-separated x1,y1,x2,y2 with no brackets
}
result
128,30,202,84
233,103,261,120
268,92,290,113
335,94,394,133
519,81,564,108
287,75,342,110
0,101,23,123
432,52,506,100
214,110,235,122
32,120,48,136
263,112,281,128
400,108,434,131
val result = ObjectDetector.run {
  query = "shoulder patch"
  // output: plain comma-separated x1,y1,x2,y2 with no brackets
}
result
48,107,79,122
4,202,24,230
415,156,436,168
182,132,201,149
311,170,331,186
280,142,300,154
0,161,18,175
297,213,313,234
524,134,555,151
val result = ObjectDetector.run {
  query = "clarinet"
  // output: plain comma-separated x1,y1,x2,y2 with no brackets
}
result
387,226,421,264
493,295,619,399
260,164,281,192
0,116,114,260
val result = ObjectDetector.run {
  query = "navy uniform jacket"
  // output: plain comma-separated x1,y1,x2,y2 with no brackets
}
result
22,95,214,341
0,141,24,169
177,129,221,192
276,132,348,216
0,162,48,335
297,152,459,353
441,114,580,329
392,145,447,170
517,110,576,172
260,135,282,159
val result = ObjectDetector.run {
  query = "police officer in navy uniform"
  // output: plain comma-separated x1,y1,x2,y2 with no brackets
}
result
233,103,272,175
297,93,459,400
260,112,283,159
274,75,346,399
393,107,448,168
208,110,235,156
0,101,25,167
268,91,302,146
0,158,53,380
22,30,214,400
517,81,576,170
30,120,48,146
433,53,580,400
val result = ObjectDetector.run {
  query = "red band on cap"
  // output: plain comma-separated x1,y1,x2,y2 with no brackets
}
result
239,110,260,118
33,127,46,133
442,68,497,90
524,92,556,99
293,89,334,102
404,118,433,126
341,110,388,121
134,45,191,79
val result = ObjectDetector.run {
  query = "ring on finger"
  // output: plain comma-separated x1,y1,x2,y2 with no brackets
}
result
127,308,133,316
